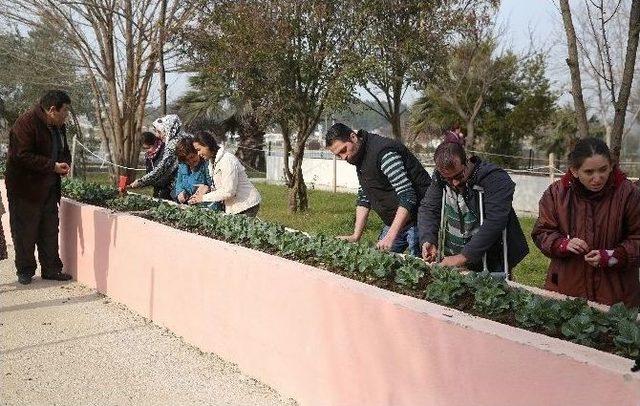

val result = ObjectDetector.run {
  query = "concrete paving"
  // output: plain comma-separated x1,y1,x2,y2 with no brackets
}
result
0,252,297,406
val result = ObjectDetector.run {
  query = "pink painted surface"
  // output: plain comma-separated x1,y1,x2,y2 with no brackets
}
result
1,186,9,246
42,198,640,405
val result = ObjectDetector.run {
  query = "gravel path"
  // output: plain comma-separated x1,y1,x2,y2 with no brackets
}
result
0,252,297,406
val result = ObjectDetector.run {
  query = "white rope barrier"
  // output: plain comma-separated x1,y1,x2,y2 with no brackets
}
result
73,138,147,172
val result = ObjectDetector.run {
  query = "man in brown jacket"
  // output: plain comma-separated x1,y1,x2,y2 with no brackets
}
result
5,90,73,284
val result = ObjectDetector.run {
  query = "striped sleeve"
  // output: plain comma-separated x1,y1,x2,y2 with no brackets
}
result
380,150,417,211
356,186,371,208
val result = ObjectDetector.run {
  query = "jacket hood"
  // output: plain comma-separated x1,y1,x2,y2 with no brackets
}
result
464,156,502,187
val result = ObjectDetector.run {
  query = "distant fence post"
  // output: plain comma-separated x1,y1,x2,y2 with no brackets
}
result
332,153,337,193
549,153,555,183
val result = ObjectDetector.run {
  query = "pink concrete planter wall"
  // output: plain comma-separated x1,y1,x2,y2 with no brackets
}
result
17,197,638,405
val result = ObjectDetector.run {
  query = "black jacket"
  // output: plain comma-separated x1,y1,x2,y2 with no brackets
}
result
417,157,528,271
355,131,431,226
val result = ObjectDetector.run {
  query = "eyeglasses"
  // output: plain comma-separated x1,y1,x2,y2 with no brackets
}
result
442,165,466,184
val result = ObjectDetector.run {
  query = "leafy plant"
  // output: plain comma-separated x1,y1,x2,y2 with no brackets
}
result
62,178,118,205
394,257,426,289
508,288,534,313
558,298,589,323
514,296,562,335
613,319,640,358
561,308,599,347
359,250,398,279
425,268,467,306
105,194,160,212
468,273,511,318
607,303,639,327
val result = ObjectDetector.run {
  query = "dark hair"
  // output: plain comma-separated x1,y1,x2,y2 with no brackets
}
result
434,140,467,170
193,130,219,155
141,131,158,146
568,137,611,169
325,123,354,147
40,90,71,111
175,137,198,162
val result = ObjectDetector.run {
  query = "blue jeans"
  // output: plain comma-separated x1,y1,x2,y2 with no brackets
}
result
378,223,421,257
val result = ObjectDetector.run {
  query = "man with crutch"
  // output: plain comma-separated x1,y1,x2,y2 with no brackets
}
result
417,134,528,278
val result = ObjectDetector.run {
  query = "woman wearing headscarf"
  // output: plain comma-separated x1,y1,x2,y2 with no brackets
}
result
128,114,188,198
140,131,169,198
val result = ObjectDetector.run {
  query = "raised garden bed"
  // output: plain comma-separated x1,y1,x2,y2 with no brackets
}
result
59,179,640,360
15,178,638,405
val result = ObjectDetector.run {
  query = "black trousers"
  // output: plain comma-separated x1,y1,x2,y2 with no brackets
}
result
7,187,63,278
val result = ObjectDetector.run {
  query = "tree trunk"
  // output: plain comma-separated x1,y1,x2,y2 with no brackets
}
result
159,53,168,116
287,127,311,213
466,120,475,149
610,0,640,163
390,78,403,141
390,111,402,142
111,110,143,184
159,0,168,116
559,0,590,139
281,121,294,187
288,153,308,212
238,133,266,172
235,121,266,173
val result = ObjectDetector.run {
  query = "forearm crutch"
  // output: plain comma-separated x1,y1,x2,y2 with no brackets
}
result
436,189,446,262
476,186,510,280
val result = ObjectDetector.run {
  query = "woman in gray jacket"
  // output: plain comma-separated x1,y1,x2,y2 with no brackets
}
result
128,114,188,197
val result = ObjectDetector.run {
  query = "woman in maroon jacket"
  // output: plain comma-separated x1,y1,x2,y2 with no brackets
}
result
532,138,640,307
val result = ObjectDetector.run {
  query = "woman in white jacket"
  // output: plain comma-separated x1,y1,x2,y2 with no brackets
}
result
188,131,261,217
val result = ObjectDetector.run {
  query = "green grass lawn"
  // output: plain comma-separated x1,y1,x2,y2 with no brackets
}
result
512,217,549,288
80,173,550,288
254,183,550,288
255,182,385,244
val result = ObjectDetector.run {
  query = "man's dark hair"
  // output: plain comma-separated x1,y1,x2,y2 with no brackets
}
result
193,130,219,154
568,137,611,169
434,140,467,170
175,137,198,162
141,131,158,146
325,123,354,147
40,90,71,111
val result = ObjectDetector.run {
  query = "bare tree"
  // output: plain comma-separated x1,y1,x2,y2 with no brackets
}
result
559,0,590,140
575,0,640,147
559,0,640,161
1,0,195,179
